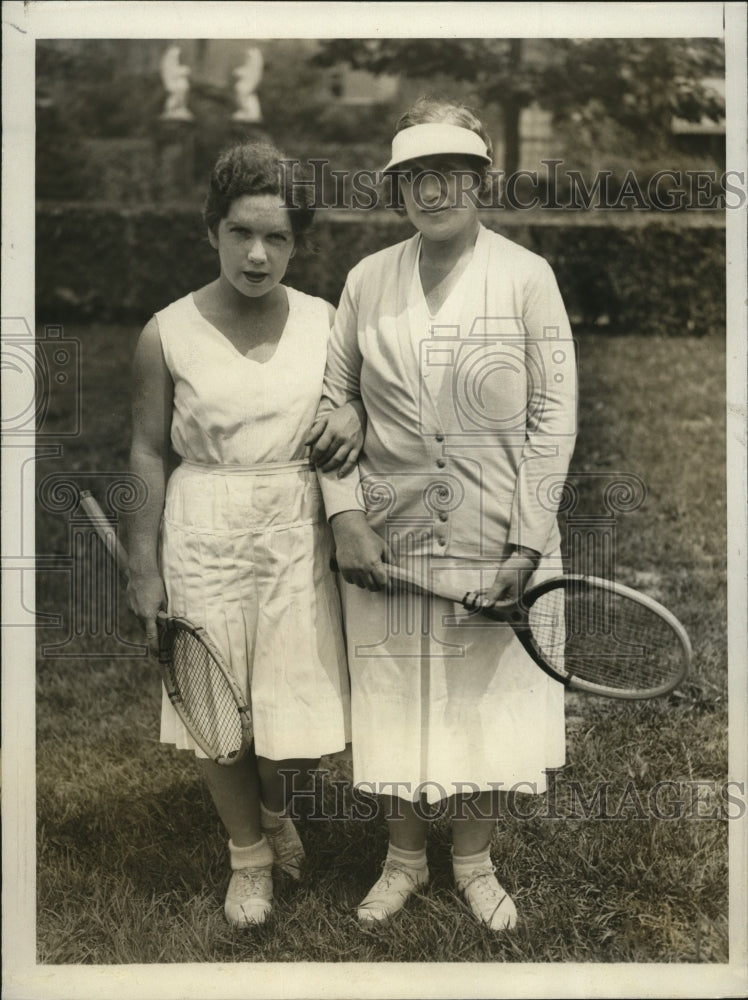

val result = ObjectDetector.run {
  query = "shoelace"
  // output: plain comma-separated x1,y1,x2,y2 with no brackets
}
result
370,859,420,893
457,866,506,903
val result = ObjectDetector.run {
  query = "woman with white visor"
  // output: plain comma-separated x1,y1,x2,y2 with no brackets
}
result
319,97,577,931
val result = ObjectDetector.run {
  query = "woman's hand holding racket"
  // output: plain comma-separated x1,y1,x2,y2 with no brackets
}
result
126,569,166,656
330,511,394,591
77,490,253,764
377,562,692,701
477,546,541,608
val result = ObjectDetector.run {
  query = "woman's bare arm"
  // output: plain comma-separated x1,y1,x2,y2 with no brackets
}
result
126,316,174,651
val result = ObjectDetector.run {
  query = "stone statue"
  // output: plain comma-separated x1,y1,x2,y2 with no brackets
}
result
159,44,195,122
232,47,264,122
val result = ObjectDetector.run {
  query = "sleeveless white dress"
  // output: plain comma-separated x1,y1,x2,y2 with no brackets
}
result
155,287,350,760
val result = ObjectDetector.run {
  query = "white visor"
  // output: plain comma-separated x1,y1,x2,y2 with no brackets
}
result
383,123,491,172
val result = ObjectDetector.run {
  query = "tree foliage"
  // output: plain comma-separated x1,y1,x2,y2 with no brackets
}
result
541,39,724,142
314,38,725,174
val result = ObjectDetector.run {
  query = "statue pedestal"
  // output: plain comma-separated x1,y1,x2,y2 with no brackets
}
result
155,120,196,201
231,98,262,123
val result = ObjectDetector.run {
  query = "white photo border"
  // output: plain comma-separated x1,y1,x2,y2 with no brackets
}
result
2,2,746,998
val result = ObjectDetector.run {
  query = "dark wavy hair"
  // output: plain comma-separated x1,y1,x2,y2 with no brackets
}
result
388,95,494,209
203,140,315,248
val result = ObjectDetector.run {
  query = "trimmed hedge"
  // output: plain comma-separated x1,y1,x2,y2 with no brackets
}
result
36,205,725,336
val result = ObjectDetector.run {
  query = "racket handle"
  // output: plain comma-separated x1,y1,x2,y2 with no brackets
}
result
329,557,431,594
78,490,130,574
330,557,522,622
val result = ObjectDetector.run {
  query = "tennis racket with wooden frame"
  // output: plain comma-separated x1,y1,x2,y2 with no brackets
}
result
77,490,253,763
336,559,691,700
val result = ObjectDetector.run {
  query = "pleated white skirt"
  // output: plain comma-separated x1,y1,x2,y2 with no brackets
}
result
159,460,351,760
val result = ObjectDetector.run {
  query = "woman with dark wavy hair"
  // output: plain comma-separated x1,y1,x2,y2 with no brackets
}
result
127,140,361,928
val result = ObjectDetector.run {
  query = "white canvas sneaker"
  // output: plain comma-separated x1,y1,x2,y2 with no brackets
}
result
455,864,517,931
357,858,429,925
224,864,273,927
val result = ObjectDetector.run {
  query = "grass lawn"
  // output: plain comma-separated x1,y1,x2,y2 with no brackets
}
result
33,324,729,964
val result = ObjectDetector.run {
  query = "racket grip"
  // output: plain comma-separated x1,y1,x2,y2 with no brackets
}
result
78,490,130,574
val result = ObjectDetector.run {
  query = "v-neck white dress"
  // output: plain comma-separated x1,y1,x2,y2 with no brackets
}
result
326,228,574,801
155,288,350,760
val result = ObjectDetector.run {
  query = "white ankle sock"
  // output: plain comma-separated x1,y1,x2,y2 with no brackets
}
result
228,836,273,870
387,842,428,870
452,845,492,875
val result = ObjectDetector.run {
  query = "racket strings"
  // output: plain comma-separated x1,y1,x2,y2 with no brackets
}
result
166,628,244,760
528,585,686,691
